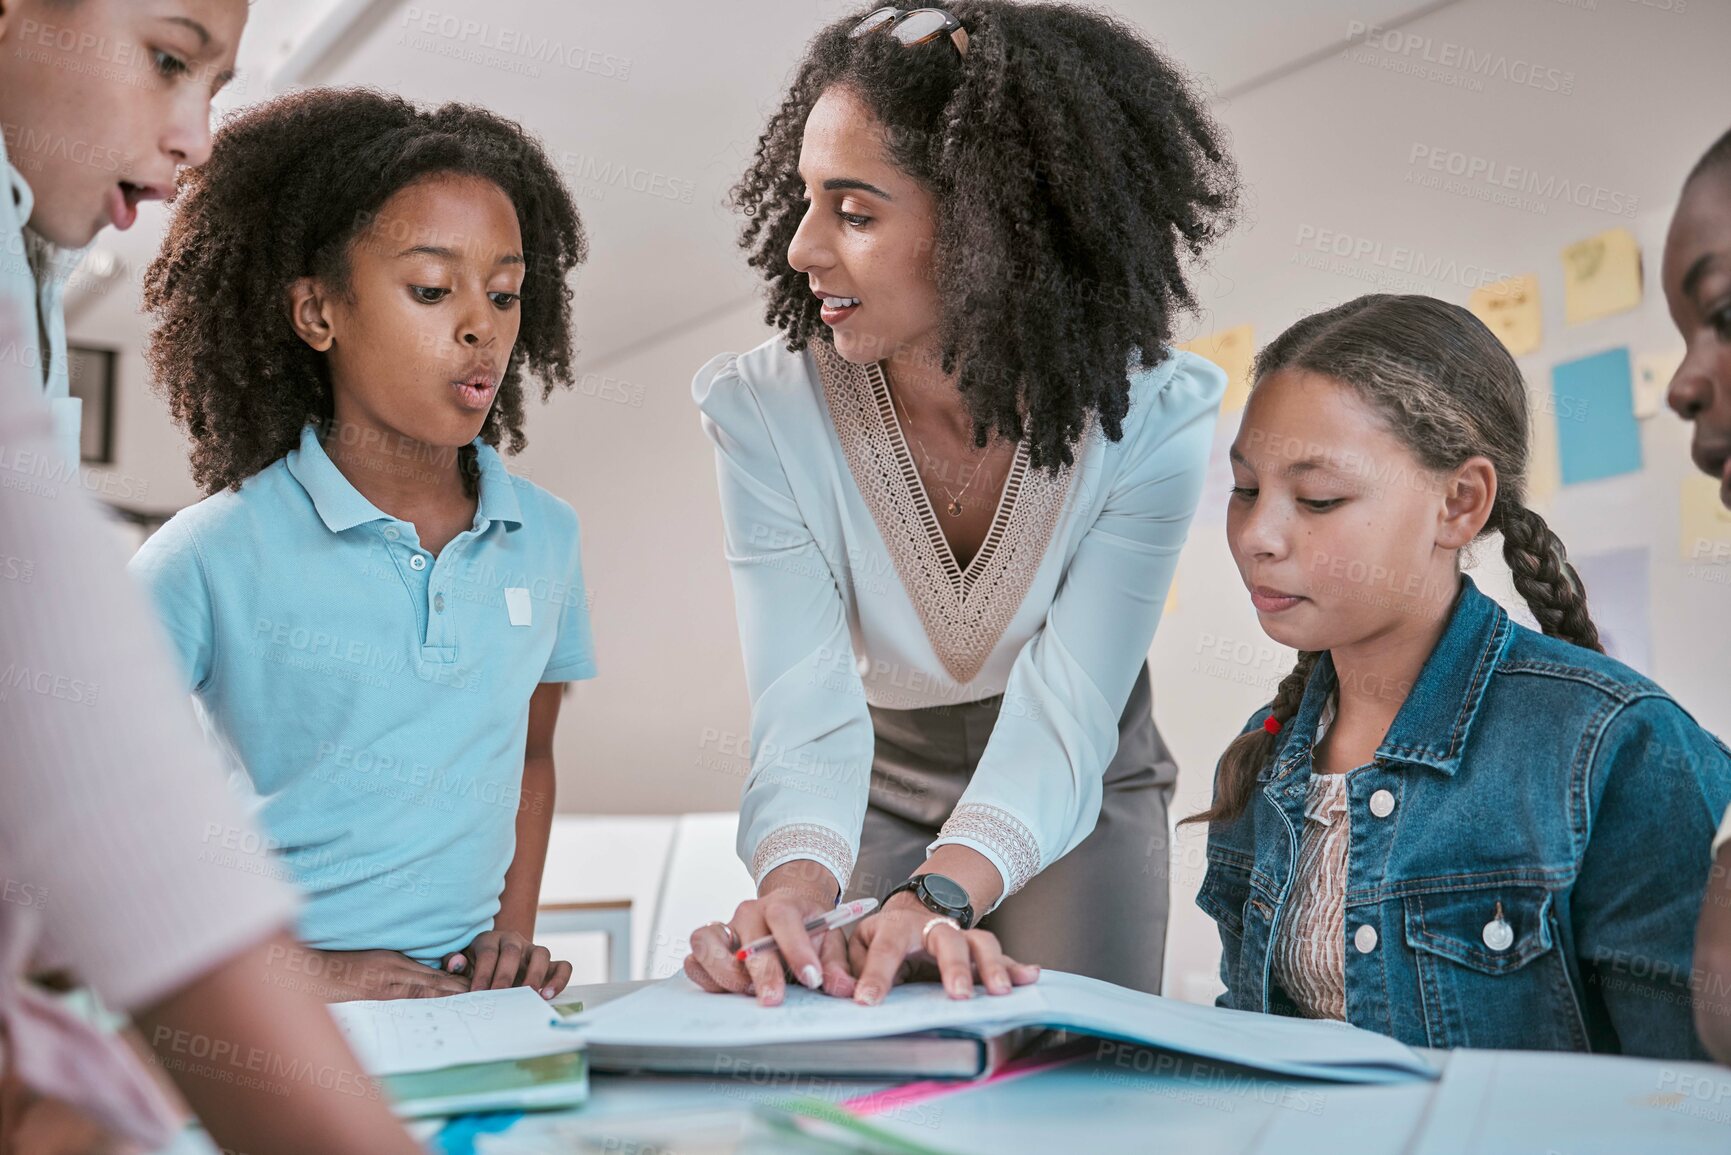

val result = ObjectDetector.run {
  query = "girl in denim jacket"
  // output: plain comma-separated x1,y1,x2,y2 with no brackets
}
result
1191,293,1731,1059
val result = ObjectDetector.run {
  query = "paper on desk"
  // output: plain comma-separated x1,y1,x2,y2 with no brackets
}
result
327,987,580,1076
568,971,1434,1084
1407,1049,1731,1155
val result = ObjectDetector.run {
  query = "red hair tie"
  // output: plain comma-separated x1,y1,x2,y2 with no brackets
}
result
1263,715,1282,735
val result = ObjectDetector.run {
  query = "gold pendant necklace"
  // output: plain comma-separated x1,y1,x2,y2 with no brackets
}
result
889,383,986,518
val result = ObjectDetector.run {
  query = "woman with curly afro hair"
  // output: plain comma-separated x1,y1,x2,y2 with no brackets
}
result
687,3,1239,1005
130,88,599,1005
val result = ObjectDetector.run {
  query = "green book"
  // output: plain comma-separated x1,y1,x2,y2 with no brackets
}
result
380,1047,588,1119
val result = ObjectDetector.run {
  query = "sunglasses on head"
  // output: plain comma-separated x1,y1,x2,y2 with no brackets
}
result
850,6,970,58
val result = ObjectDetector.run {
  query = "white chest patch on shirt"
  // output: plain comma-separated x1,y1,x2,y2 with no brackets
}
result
505,587,532,627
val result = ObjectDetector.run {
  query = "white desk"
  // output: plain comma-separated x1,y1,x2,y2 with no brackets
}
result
424,982,1731,1155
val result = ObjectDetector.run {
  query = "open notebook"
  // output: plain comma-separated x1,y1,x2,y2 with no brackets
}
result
326,988,588,1118
566,970,1438,1085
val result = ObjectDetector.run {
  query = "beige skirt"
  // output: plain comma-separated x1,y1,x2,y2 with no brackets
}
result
842,663,1176,994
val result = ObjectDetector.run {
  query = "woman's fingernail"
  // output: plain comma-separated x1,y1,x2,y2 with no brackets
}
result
799,965,823,990
541,985,555,1000
855,985,882,1006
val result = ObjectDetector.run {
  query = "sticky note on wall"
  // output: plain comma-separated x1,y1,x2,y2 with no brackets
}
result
1680,473,1731,563
1561,227,1642,326
1178,324,1254,412
1524,384,1562,507
1469,274,1542,357
1633,349,1682,420
1551,348,1642,485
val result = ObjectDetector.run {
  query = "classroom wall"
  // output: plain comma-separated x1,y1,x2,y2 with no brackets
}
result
66,0,1731,1003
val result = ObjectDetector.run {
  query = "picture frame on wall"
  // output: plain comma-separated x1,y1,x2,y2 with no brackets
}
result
67,344,117,464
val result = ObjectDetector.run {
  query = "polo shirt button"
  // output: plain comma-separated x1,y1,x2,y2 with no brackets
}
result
409,554,427,571
1353,924,1378,954
383,526,400,541
434,593,446,613
1369,789,1395,818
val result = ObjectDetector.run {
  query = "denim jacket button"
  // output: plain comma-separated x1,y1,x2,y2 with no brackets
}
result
1369,789,1395,818
1353,924,1379,954
1483,902,1515,951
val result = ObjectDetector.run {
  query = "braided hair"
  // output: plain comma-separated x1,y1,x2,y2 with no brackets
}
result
1186,294,1601,828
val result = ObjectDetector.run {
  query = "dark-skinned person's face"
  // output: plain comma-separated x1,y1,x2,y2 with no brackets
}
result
1663,164,1731,510
785,85,944,368
289,172,526,451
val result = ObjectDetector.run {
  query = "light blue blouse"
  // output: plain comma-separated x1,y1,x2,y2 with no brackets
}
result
693,336,1224,903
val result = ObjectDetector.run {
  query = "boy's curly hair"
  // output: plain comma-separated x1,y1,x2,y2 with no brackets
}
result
734,1,1239,470
143,87,586,494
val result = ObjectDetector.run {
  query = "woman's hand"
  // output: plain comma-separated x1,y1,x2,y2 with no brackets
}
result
442,931,572,999
847,891,1040,1006
683,860,854,1005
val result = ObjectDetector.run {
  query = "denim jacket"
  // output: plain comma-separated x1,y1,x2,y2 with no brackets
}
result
1198,577,1731,1058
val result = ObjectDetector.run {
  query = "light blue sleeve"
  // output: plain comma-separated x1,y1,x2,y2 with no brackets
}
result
930,351,1226,902
693,351,874,895
126,514,218,694
540,504,598,683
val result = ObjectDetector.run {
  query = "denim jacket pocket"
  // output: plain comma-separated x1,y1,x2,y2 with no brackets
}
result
1198,854,1256,1005
1402,885,1586,1051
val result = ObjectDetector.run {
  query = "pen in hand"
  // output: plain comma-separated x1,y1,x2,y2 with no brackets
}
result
734,897,879,962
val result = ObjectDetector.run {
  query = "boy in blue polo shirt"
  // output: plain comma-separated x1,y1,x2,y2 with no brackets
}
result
129,88,595,1001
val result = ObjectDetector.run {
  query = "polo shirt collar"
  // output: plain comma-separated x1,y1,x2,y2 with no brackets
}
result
472,439,523,528
1265,575,1510,780
285,425,525,534
7,159,89,296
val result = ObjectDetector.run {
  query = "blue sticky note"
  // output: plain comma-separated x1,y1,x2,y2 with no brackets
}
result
1551,348,1642,485
434,1113,523,1155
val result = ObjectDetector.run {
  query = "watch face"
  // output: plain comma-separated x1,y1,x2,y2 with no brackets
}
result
920,874,969,910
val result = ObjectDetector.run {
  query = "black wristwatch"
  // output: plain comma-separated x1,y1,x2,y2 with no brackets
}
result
885,873,976,931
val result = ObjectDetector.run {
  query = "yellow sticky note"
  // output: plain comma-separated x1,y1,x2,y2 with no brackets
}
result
1164,571,1179,616
1561,227,1643,326
1680,473,1731,563
1469,274,1542,357
1633,349,1682,420
1179,324,1254,412
1525,384,1561,508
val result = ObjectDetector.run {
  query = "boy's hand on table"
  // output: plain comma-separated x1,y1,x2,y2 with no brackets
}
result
441,931,572,999
272,948,468,1002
